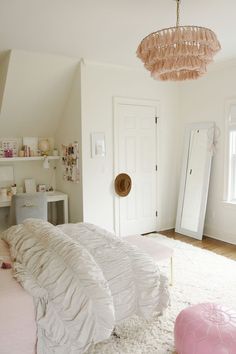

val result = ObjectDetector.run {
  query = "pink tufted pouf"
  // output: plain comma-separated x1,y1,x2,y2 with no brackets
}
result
174,303,236,354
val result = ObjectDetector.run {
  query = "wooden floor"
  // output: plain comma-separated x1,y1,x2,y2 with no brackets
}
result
159,229,236,261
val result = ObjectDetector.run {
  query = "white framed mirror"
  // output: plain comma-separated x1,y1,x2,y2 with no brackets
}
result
175,122,215,240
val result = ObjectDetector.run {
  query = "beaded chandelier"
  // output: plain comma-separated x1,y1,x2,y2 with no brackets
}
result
136,0,221,81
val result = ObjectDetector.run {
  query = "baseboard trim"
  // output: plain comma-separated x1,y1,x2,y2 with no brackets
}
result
158,226,175,232
158,227,236,246
204,232,236,246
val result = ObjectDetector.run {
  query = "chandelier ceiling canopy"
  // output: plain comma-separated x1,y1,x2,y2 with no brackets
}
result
136,0,221,81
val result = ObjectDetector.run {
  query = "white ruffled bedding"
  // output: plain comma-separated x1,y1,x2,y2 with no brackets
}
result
2,219,169,354
59,223,169,323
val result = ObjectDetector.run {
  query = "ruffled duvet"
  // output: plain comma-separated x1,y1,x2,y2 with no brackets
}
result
2,219,169,354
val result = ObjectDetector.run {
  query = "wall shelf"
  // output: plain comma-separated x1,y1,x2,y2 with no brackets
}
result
0,156,60,162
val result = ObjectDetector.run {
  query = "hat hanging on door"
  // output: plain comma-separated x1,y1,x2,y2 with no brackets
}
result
114,173,132,197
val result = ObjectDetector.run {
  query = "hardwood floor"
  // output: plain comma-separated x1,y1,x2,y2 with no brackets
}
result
158,229,236,261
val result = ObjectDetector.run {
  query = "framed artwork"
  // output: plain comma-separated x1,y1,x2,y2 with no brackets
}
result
0,138,19,157
38,184,46,192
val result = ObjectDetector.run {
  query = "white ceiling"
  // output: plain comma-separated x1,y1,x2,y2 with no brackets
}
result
0,0,235,67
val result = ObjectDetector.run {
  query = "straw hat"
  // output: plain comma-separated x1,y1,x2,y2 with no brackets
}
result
114,173,132,197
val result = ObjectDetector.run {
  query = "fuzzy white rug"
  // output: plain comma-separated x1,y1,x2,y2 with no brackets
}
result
86,234,236,354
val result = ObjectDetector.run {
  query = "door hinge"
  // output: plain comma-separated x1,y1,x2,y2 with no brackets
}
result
156,211,158,217
155,116,158,124
155,165,158,171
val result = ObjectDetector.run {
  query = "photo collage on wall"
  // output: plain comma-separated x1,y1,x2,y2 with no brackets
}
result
61,142,79,183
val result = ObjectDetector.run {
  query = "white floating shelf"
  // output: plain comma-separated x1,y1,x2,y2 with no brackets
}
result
0,156,60,162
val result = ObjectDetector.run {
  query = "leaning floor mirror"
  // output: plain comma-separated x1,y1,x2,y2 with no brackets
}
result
175,122,215,240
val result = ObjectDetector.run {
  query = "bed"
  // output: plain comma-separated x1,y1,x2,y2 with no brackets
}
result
0,219,169,354
0,238,36,354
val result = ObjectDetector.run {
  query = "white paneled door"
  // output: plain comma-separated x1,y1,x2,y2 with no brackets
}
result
114,98,159,237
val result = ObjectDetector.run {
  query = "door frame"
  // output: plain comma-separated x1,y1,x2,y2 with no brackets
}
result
113,97,160,236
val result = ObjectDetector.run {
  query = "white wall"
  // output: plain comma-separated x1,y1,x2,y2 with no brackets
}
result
55,64,83,223
0,50,80,228
2,49,234,244
80,61,180,233
0,50,78,137
0,51,10,112
179,63,236,245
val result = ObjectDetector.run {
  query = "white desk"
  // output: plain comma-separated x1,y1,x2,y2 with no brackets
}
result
0,191,68,223
47,191,69,223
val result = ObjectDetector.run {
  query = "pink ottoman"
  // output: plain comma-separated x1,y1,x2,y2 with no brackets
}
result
174,303,236,354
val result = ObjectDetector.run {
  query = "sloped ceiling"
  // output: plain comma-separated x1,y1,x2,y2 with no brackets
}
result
0,0,235,67
0,50,79,137
0,52,10,112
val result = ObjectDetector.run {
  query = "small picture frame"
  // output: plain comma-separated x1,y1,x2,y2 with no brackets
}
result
25,179,36,193
0,138,19,157
38,184,46,192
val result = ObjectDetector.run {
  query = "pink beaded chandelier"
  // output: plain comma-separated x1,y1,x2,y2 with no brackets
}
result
136,0,221,81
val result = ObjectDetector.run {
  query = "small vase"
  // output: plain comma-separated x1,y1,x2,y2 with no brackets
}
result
39,139,50,156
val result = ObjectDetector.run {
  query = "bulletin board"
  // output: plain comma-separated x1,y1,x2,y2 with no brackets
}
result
61,142,79,183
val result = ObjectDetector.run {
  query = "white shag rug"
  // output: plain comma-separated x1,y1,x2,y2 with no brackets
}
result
86,234,236,354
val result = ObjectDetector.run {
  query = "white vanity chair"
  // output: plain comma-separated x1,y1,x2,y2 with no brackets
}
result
9,192,47,225
124,235,174,285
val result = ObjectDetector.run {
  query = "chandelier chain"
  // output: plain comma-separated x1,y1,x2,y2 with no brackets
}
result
176,0,180,27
